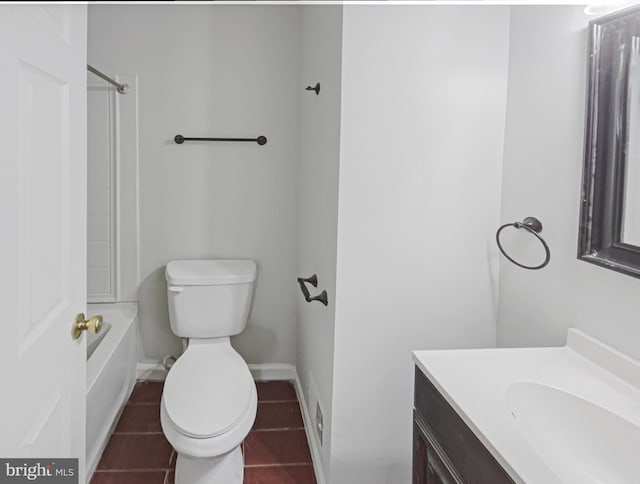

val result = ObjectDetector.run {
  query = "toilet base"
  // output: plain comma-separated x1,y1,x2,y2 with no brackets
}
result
174,445,243,484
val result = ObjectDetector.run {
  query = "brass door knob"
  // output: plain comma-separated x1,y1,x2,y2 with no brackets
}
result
71,313,103,340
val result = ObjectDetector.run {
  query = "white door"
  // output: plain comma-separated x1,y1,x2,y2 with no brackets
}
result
0,3,88,479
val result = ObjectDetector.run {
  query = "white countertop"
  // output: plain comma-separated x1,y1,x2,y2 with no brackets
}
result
413,329,640,484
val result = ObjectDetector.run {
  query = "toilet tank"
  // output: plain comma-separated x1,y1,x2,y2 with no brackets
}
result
165,260,257,338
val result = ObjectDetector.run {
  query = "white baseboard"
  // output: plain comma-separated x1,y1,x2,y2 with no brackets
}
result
136,362,295,382
293,367,327,484
248,363,294,381
136,363,167,381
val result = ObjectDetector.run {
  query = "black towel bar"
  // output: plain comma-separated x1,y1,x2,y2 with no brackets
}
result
174,134,267,145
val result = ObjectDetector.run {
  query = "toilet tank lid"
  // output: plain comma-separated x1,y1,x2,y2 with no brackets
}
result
166,259,257,285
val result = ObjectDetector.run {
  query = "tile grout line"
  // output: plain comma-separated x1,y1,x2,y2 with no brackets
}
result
257,400,299,403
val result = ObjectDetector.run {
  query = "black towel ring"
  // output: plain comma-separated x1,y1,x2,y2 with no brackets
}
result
496,216,550,270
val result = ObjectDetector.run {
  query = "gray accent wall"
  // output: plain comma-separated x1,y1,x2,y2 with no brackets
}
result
88,5,302,366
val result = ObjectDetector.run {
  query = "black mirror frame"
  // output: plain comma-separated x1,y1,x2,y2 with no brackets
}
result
579,5,640,279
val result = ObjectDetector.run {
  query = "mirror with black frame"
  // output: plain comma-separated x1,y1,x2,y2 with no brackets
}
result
579,5,640,278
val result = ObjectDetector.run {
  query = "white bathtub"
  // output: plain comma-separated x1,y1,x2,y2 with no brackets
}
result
87,321,112,360
86,302,138,482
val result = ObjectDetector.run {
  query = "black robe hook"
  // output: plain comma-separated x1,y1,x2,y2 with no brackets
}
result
305,82,320,95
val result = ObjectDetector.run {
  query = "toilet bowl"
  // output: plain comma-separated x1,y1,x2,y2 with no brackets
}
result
160,260,258,484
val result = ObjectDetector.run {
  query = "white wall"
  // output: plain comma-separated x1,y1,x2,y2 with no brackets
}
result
498,6,640,361
330,7,510,483
296,6,342,481
88,5,302,365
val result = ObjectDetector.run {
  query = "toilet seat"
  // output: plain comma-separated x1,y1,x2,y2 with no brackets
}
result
162,342,254,439
160,385,257,459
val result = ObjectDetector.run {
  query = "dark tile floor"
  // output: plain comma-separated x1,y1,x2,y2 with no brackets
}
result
91,380,316,484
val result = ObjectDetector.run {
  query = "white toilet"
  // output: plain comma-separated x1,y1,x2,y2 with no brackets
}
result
160,259,258,484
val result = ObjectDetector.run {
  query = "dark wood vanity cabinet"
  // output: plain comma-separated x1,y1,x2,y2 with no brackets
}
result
413,415,461,484
413,368,515,484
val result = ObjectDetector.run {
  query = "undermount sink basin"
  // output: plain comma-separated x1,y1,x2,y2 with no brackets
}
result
507,382,640,484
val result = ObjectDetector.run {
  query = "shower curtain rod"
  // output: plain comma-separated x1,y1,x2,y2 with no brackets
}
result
87,64,128,94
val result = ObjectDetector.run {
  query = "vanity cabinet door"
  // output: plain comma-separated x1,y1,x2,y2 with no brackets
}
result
425,444,457,484
413,413,462,484
413,368,515,484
